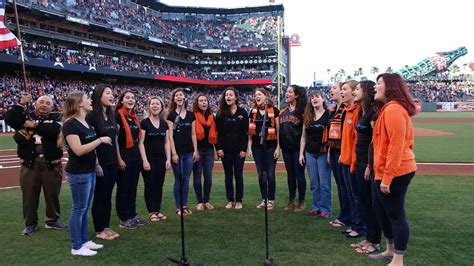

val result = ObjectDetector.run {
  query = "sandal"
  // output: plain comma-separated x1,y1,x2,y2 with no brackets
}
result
329,219,346,228
156,212,167,220
149,213,161,222
96,230,115,240
105,228,120,238
355,243,380,254
350,240,368,248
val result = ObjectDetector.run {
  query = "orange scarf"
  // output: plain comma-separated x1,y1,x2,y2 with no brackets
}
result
194,112,217,145
248,106,277,140
118,107,141,149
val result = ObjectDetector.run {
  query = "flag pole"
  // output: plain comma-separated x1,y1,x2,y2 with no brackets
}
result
12,0,28,92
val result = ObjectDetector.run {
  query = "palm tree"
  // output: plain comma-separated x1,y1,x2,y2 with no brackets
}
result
386,66,393,73
358,67,363,78
327,68,331,84
370,66,379,79
449,64,460,79
338,69,346,81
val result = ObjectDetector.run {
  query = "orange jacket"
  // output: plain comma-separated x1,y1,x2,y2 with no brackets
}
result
373,101,417,185
340,104,359,172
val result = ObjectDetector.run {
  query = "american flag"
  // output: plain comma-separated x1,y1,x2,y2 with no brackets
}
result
1,0,20,49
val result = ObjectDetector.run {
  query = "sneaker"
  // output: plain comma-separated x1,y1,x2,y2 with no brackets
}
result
204,202,214,210
225,201,234,209
293,201,305,212
133,216,147,227
22,225,38,236
119,219,138,229
83,240,104,250
283,200,296,211
196,203,205,211
45,220,67,230
71,246,97,256
234,202,243,209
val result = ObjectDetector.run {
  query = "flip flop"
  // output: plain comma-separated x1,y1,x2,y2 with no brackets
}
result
329,219,346,228
355,244,380,254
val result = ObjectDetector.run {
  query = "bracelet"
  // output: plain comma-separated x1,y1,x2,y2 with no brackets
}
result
99,138,102,144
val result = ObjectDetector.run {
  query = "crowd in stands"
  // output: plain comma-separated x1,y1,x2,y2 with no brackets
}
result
2,73,472,121
23,0,278,50
2,42,273,80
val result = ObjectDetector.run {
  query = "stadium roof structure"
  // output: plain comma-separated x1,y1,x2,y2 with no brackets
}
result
137,0,284,14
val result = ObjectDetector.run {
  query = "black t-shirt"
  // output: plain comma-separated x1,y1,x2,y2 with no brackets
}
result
63,118,97,174
279,108,303,151
355,108,375,163
305,110,330,154
86,112,117,166
216,107,249,153
196,114,215,152
116,113,140,161
167,110,195,154
251,107,279,150
140,117,168,159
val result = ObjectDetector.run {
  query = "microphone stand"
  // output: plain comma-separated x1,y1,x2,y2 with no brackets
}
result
259,99,273,266
168,104,201,266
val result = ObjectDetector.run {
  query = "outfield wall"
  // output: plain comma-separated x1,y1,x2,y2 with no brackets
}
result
421,102,474,112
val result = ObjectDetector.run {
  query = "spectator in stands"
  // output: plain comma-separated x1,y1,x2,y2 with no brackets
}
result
5,93,66,235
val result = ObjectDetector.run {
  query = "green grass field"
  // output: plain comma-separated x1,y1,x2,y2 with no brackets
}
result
0,173,473,265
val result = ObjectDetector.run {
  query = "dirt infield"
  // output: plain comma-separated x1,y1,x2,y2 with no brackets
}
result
414,127,454,137
413,118,474,123
0,149,472,189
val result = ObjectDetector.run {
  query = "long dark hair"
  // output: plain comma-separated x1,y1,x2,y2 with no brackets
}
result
356,80,376,114
193,93,212,117
91,85,116,135
288,84,308,118
115,90,135,112
217,87,239,118
376,73,417,116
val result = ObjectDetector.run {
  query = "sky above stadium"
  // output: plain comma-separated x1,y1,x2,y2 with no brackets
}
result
163,0,473,86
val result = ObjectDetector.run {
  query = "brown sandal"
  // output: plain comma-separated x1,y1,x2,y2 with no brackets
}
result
96,230,115,240
329,219,346,228
156,212,167,220
355,243,380,254
149,213,161,222
350,240,368,248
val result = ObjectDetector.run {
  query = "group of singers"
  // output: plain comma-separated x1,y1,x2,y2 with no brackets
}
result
6,73,416,265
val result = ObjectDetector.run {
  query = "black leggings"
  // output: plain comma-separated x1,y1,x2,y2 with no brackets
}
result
372,172,414,254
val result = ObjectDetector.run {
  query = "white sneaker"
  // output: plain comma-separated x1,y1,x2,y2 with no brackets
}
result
71,246,97,256
83,240,104,250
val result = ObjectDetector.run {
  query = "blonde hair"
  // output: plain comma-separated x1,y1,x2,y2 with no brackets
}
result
145,96,166,120
62,91,85,122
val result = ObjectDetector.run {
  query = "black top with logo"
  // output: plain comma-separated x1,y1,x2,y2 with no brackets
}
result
279,108,303,151
116,113,140,161
167,110,195,154
140,117,168,159
63,118,97,174
305,110,330,154
86,112,118,166
355,108,375,163
215,107,249,153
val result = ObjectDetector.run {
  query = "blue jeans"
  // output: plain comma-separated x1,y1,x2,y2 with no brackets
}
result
329,149,351,225
282,149,306,202
172,152,194,208
252,147,277,200
67,172,96,250
221,152,245,202
116,159,141,221
342,164,365,235
305,152,332,214
193,149,214,203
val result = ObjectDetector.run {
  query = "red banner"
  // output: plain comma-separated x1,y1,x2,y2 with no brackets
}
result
154,75,273,86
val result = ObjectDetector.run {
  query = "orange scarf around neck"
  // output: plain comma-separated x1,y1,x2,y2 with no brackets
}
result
194,111,217,144
118,107,141,149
